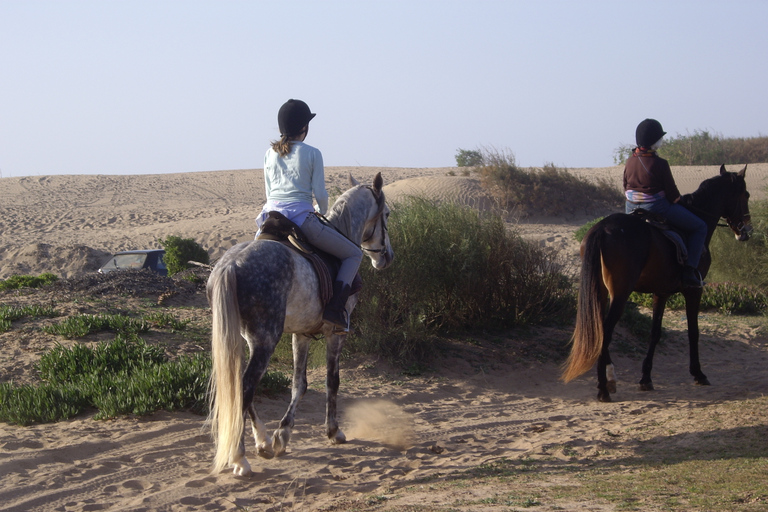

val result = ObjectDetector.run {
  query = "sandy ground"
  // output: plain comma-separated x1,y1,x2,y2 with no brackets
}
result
1,163,768,511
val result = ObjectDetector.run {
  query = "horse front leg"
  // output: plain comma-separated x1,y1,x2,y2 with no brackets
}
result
684,288,709,385
325,333,347,444
273,333,311,456
639,294,667,391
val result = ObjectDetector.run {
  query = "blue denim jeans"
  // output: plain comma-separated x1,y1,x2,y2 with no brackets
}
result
625,199,707,268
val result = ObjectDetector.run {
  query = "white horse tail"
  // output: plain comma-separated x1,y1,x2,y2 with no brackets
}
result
208,263,244,473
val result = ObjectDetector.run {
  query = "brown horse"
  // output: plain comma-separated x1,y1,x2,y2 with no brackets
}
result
562,164,752,402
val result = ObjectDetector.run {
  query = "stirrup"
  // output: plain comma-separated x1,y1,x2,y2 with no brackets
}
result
682,267,703,288
324,309,349,334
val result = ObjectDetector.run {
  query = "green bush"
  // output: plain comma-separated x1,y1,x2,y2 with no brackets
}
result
475,149,621,217
574,217,604,243
161,236,210,276
350,196,575,363
455,148,484,167
0,273,58,291
614,131,768,166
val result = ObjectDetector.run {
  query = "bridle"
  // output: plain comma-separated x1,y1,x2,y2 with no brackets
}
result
361,188,390,255
684,180,752,238
317,186,390,254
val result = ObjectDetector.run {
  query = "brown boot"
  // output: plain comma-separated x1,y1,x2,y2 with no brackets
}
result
323,281,351,332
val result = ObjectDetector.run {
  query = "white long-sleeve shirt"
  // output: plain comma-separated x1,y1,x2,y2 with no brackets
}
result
256,141,329,231
263,141,329,214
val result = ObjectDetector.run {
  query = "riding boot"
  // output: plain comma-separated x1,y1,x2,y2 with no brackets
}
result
324,280,351,333
682,265,702,288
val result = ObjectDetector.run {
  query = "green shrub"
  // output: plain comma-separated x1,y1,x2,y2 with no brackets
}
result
475,149,621,217
574,217,604,243
0,273,58,291
350,196,575,363
455,148,484,167
613,131,768,166
161,236,210,276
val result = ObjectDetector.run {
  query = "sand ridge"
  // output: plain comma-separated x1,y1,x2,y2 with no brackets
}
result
1,163,768,510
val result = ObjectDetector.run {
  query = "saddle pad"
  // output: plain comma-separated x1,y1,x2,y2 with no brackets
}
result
630,209,688,265
257,210,363,305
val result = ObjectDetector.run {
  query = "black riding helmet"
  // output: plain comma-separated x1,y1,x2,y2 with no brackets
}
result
278,99,316,138
635,118,667,148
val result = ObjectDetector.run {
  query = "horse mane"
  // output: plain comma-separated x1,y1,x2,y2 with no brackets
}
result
687,172,741,207
326,184,386,240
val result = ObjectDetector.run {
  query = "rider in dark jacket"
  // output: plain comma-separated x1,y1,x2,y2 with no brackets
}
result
623,119,707,288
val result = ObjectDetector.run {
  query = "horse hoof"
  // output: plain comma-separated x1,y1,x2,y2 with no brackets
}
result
330,429,347,445
232,458,252,477
257,441,275,459
639,382,654,391
695,377,711,386
607,380,617,394
597,392,612,403
273,429,290,456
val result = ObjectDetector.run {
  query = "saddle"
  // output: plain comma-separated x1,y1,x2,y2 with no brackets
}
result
630,209,687,265
257,211,362,305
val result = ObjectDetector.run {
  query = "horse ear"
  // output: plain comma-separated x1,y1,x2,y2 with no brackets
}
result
349,174,359,187
372,172,383,194
738,164,747,178
719,164,727,176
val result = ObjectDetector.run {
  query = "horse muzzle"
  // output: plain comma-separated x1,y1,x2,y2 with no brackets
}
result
736,223,753,241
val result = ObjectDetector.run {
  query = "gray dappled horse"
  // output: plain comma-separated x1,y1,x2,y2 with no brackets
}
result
207,173,393,476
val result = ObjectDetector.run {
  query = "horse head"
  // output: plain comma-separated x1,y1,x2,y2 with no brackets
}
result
720,164,752,241
332,173,394,270
356,172,394,269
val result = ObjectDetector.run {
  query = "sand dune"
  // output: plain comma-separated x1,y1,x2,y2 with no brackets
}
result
1,163,768,510
1,163,765,279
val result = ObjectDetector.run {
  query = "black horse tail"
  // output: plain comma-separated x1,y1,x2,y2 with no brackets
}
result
562,226,606,382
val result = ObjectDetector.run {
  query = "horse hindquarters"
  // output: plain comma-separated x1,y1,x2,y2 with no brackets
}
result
563,215,647,401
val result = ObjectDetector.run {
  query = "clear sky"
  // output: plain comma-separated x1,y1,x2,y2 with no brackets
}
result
1,0,766,177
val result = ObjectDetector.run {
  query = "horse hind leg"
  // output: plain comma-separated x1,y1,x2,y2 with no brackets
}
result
597,293,629,402
639,294,667,391
325,333,347,444
273,334,311,456
232,330,281,474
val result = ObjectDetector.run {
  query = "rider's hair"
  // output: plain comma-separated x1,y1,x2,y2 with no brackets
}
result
271,135,293,157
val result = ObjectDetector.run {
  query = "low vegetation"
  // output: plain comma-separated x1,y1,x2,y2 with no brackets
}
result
161,235,210,276
0,272,58,291
466,147,622,217
614,130,768,166
0,304,58,332
0,310,289,425
350,196,575,362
